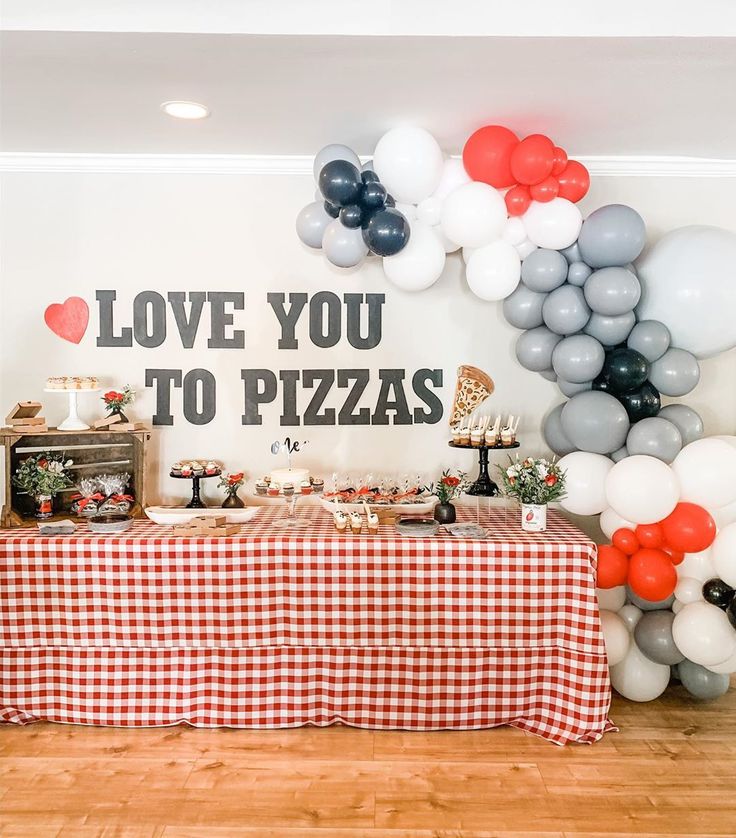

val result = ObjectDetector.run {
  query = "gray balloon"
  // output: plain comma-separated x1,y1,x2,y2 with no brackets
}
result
658,404,704,445
625,262,639,276
558,378,592,397
561,390,630,454
295,201,332,249
543,403,577,456
520,248,568,292
584,311,636,347
361,159,375,173
515,327,562,372
313,143,361,181
634,610,685,665
540,368,558,382
584,267,641,316
552,334,605,383
578,204,647,268
322,221,368,268
542,285,591,335
611,445,629,463
626,587,675,612
627,319,671,362
560,242,582,263
503,283,547,330
626,417,683,464
567,261,593,286
678,659,731,700
649,348,701,397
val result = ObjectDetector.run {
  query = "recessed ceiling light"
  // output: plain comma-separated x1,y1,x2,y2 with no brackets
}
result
160,101,210,120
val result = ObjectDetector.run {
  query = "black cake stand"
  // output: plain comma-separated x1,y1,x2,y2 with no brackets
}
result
170,471,220,509
448,440,520,497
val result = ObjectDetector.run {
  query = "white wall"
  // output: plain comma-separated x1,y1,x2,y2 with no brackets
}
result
1,169,735,515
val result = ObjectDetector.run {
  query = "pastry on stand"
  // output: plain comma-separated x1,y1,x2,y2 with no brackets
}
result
170,460,222,509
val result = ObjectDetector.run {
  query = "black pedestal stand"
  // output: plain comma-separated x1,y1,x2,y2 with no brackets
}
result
448,441,520,497
170,472,220,509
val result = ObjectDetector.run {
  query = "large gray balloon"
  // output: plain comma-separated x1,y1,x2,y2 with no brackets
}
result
584,267,641,316
584,311,636,347
503,283,547,330
520,248,568,292
515,327,562,372
578,204,647,268
558,378,592,398
296,201,332,249
611,445,629,463
627,320,671,363
560,242,582,264
542,285,591,335
678,659,731,700
552,334,605,383
567,261,593,287
634,610,685,666
626,588,675,612
561,390,630,454
543,403,578,456
322,221,368,268
658,404,704,446
626,417,683,464
313,143,361,181
649,348,700,397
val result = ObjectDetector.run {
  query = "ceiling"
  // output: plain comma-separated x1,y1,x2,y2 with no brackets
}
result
2,30,736,157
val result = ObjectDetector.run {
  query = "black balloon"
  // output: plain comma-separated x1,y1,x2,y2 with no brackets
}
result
324,200,340,219
618,381,661,423
361,169,380,184
362,208,411,257
704,578,736,610
592,375,610,392
728,598,736,630
601,347,649,395
339,204,365,229
384,194,396,208
319,159,363,207
360,181,387,210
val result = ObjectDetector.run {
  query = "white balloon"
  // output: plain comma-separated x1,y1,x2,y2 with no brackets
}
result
515,239,538,260
382,221,446,292
610,642,670,701
373,126,444,204
672,601,736,667
672,438,736,509
432,224,461,254
674,576,704,604
600,507,636,539
441,182,507,248
636,225,736,359
618,603,643,632
395,202,418,220
604,455,680,525
672,599,685,614
522,199,583,250
597,585,627,612
710,497,736,529
557,452,613,516
712,522,736,587
600,610,631,666
431,157,472,201
416,196,442,227
462,247,476,264
677,549,717,583
502,217,527,246
465,240,521,301
706,648,736,674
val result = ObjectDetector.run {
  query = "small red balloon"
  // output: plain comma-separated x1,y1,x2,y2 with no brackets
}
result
551,146,568,176
462,125,519,188
510,134,556,186
597,544,630,589
612,527,639,556
628,548,677,602
504,184,532,217
557,160,590,202
635,522,664,550
529,175,559,203
660,502,717,554
661,545,685,566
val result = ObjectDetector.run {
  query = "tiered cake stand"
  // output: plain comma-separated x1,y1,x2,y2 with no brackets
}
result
44,388,100,431
448,440,520,496
170,471,220,509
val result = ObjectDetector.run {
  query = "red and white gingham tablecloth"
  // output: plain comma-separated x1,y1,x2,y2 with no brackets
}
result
0,506,614,745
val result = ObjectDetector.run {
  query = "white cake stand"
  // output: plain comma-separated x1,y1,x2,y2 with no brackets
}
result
44,388,100,431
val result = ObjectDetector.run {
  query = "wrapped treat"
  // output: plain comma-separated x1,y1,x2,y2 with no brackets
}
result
97,472,133,513
70,477,104,517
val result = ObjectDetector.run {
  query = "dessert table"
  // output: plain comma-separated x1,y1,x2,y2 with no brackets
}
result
0,506,614,745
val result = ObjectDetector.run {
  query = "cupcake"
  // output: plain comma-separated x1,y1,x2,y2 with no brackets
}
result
311,477,324,494
191,461,204,476
300,480,313,495
205,461,219,475
282,483,295,497
267,484,280,497
171,461,183,476
255,480,268,496
181,462,193,477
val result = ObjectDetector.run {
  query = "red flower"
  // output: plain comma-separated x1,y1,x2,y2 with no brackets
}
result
544,474,558,486
104,391,124,403
228,473,244,484
442,476,460,487
38,458,48,469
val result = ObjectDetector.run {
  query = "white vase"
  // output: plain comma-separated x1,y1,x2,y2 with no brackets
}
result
521,503,547,532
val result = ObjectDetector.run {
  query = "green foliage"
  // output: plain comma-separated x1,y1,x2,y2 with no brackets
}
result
12,451,74,497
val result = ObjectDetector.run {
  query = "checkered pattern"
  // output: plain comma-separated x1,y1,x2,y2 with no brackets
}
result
0,506,615,745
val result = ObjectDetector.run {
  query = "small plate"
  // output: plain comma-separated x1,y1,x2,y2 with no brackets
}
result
88,514,134,533
444,523,488,539
395,517,439,538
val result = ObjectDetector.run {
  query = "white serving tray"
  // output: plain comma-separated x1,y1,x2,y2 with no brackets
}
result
144,506,261,526
319,495,438,516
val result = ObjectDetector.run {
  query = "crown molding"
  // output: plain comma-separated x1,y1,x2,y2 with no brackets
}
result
1,152,736,177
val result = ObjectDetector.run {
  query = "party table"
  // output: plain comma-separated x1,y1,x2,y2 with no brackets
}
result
0,506,614,745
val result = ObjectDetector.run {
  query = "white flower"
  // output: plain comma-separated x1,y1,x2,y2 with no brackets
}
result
506,466,518,477
64,459,73,468
48,461,62,474
536,463,548,479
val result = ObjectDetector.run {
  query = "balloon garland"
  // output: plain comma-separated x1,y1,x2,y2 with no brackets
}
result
297,124,736,704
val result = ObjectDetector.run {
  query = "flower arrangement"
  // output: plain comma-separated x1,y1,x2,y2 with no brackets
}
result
429,469,471,504
12,452,74,497
102,385,135,419
218,472,245,497
497,456,566,505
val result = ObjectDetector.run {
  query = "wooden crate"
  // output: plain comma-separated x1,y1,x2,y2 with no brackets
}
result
1,427,151,528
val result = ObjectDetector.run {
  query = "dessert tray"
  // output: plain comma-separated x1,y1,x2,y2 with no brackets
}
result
145,506,260,526
319,488,438,515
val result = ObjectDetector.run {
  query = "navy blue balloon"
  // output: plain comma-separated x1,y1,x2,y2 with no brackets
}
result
339,204,365,229
384,194,396,208
702,578,735,610
619,381,661,422
324,200,340,219
361,169,380,184
360,181,387,210
601,347,649,395
362,209,411,257
319,159,363,207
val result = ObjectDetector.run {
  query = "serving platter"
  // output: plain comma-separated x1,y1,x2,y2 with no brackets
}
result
145,506,260,526
319,495,438,516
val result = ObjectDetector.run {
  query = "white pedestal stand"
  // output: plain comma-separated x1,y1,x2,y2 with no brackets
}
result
44,389,100,431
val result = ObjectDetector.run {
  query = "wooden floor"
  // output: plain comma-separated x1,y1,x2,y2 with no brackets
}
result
1,686,735,837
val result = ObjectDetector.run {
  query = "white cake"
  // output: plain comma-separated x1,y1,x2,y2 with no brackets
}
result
270,467,310,492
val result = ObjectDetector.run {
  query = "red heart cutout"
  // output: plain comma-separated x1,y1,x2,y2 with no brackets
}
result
44,297,89,344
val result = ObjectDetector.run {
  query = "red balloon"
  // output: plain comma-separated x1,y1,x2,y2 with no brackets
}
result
660,502,717,554
661,545,685,566
504,185,531,217
510,134,556,185
529,176,559,203
635,523,664,550
612,527,639,556
462,125,519,188
557,160,590,202
597,545,629,589
551,146,568,176
628,548,677,602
